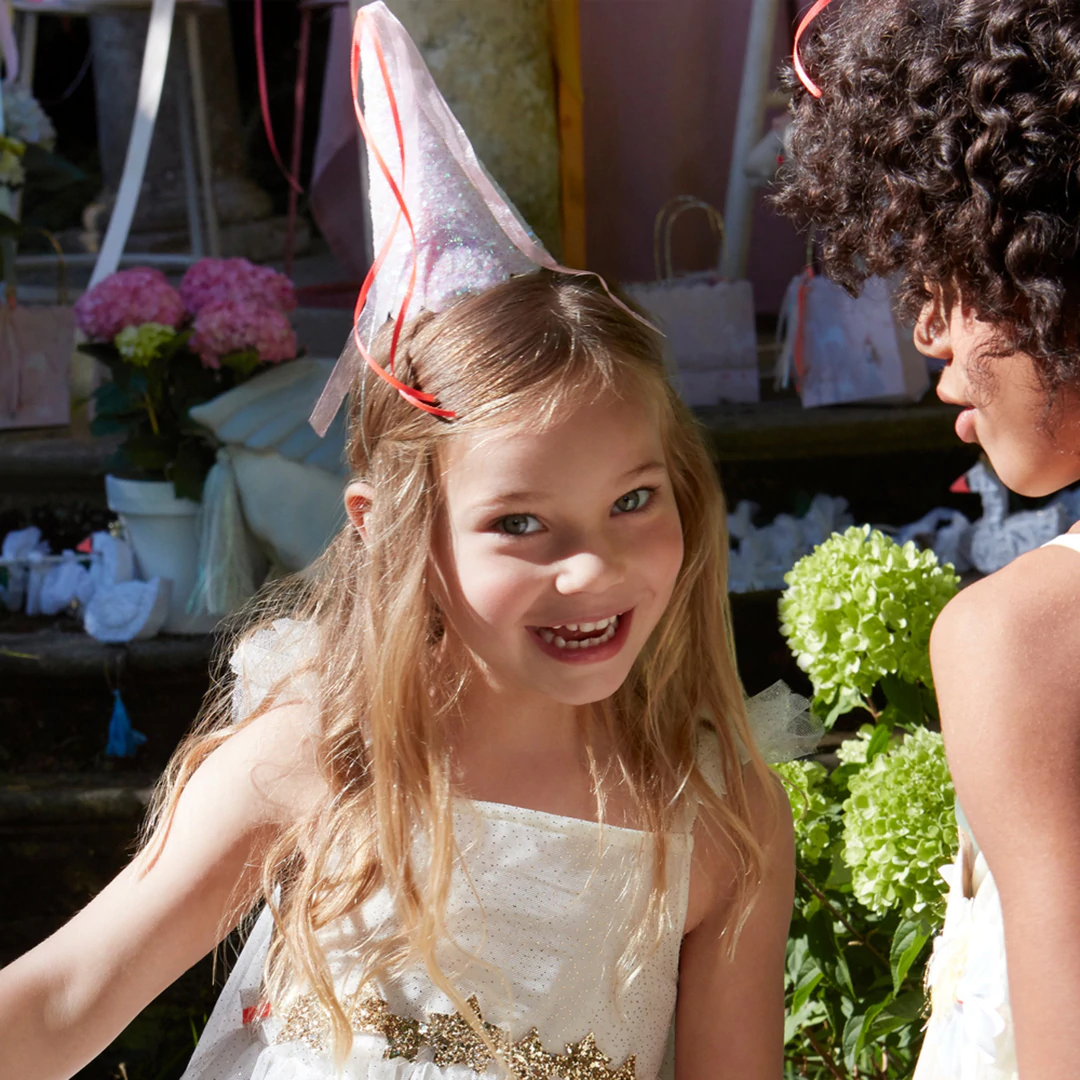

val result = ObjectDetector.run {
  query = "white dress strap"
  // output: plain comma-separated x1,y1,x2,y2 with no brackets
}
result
1044,532,1080,553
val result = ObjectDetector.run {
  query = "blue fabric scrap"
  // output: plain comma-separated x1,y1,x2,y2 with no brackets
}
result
105,689,148,758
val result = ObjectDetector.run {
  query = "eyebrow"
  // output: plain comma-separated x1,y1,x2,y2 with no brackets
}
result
479,460,668,506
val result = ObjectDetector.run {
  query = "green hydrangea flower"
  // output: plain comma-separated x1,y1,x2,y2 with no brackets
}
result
835,729,873,767
776,760,835,865
779,526,959,723
842,727,956,916
114,322,178,367
834,724,903,768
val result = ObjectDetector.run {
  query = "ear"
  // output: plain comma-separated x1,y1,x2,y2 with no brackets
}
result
344,480,375,538
913,296,952,362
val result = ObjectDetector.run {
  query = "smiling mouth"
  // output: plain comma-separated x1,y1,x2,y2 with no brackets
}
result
532,614,621,651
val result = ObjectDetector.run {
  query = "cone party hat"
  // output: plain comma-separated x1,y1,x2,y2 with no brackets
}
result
310,1,646,433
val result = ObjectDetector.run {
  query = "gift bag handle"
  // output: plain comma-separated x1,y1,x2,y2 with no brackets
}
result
652,195,727,281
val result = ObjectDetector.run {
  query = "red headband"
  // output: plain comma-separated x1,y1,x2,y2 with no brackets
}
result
793,0,838,99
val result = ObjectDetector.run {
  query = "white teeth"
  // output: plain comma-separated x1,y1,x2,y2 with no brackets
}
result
549,615,616,633
540,615,619,649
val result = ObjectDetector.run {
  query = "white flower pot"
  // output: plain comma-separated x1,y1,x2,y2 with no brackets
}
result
105,475,219,635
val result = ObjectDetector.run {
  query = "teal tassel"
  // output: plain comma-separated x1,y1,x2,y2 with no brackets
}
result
105,690,147,758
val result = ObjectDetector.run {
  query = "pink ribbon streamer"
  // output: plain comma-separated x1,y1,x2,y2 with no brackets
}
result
793,0,837,99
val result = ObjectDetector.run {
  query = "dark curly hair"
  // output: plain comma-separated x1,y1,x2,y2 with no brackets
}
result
774,0,1080,396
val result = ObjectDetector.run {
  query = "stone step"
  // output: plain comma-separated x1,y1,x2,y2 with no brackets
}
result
0,625,213,678
0,773,154,824
0,431,115,497
0,626,214,772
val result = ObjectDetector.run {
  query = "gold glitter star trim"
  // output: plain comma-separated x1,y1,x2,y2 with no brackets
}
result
275,990,637,1079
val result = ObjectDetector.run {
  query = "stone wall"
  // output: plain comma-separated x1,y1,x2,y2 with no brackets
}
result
391,0,561,256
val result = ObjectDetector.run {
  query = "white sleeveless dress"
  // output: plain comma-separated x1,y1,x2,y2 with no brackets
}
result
914,531,1080,1080
183,797,688,1080
181,624,818,1080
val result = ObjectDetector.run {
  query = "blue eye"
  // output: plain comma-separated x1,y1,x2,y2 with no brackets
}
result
613,488,653,514
497,513,542,536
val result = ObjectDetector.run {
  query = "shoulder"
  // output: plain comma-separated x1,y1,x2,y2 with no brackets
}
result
133,702,325,897
692,725,793,854
929,544,1080,870
931,542,1080,719
202,699,327,829
209,618,329,824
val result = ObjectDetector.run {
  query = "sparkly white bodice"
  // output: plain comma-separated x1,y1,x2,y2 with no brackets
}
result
182,795,692,1080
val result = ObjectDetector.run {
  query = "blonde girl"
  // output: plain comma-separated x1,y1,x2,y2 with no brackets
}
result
0,8,797,1079
0,266,794,1080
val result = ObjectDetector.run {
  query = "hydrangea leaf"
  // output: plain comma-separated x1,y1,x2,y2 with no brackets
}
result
890,917,932,995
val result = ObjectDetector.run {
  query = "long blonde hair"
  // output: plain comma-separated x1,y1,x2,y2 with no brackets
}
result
143,269,774,1059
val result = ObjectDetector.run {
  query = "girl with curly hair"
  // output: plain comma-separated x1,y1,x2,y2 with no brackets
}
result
777,2,1080,1077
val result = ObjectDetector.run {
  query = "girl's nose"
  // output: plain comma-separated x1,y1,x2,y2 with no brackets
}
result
554,546,626,595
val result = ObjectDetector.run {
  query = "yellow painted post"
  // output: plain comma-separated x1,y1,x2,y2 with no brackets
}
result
550,0,586,268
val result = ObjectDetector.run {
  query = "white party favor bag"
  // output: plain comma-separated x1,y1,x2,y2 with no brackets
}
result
776,270,928,407
626,197,759,406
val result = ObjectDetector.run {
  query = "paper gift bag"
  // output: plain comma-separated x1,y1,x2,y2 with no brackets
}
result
0,303,74,428
776,271,929,408
626,197,759,406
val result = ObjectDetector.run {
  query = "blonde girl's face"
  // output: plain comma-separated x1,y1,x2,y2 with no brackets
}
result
432,388,685,707
916,299,1080,497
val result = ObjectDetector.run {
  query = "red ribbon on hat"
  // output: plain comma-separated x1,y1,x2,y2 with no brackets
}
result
347,8,454,419
793,0,837,99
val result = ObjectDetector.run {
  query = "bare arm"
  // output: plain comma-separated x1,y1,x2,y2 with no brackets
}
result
675,766,795,1080
0,704,323,1080
930,546,1080,1080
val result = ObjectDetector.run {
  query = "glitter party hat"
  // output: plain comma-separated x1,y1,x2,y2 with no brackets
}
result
310,1,648,433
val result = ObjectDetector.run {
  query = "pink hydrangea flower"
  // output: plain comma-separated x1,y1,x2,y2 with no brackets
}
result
189,299,297,368
73,268,185,342
179,257,296,315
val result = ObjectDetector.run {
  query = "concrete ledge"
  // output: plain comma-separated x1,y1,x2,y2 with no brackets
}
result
0,775,156,824
699,399,963,461
0,434,118,481
0,628,215,679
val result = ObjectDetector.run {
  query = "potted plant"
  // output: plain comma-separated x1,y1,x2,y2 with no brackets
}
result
776,526,961,1078
75,257,298,632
